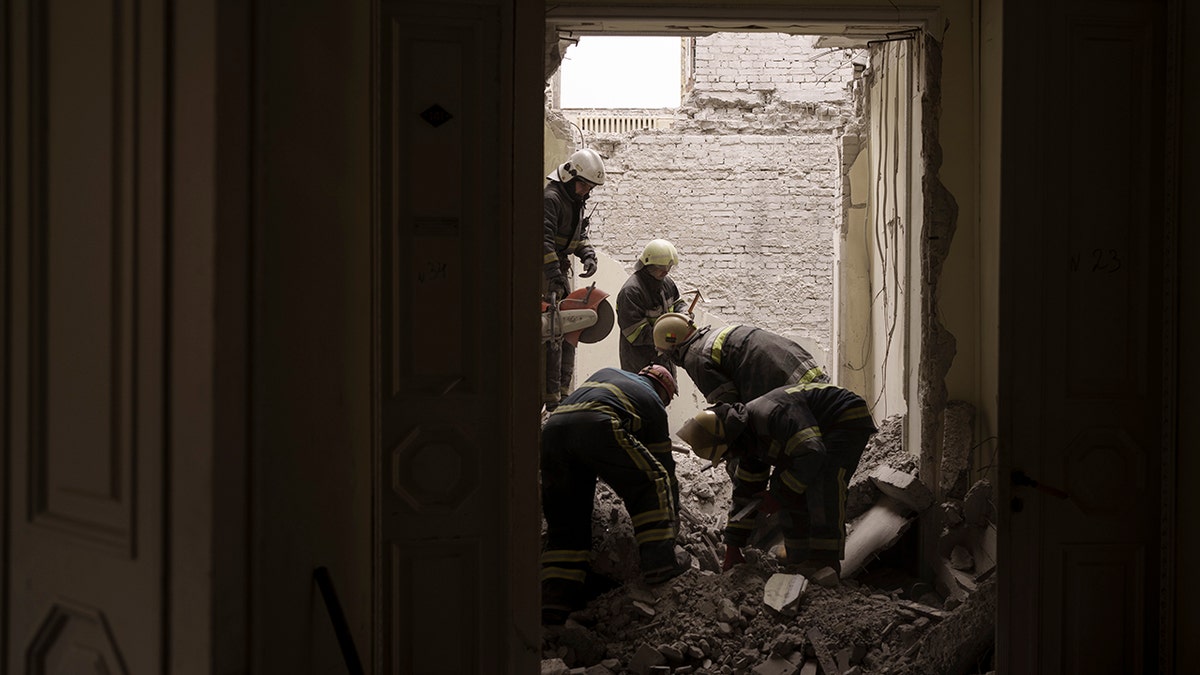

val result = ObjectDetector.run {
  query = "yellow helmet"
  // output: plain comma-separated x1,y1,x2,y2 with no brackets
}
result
635,239,679,271
676,410,728,464
652,312,695,352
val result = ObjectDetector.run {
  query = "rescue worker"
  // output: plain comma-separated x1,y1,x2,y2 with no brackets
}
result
677,382,876,581
616,239,687,374
543,148,605,410
652,312,830,404
539,364,689,624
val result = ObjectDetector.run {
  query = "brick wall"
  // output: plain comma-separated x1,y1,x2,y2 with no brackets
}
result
573,33,861,356
688,32,859,104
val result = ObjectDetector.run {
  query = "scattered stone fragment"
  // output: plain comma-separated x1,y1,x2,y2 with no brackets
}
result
763,573,809,616
631,600,656,618
717,597,742,624
541,658,569,675
658,643,684,663
628,644,665,675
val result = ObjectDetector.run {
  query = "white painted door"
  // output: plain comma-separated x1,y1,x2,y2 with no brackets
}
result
4,1,168,671
1000,1,1171,672
375,1,542,672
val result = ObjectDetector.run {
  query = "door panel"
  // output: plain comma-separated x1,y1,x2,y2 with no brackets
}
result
4,1,166,672
1000,1,1167,673
377,2,534,672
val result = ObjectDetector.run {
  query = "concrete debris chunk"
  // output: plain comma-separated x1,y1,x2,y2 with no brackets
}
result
541,658,569,675
629,643,666,675
717,597,742,624
762,573,809,616
869,465,935,513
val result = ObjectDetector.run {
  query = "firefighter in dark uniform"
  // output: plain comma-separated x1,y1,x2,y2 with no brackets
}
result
653,311,830,404
677,382,877,580
616,239,687,374
542,148,605,410
539,364,687,624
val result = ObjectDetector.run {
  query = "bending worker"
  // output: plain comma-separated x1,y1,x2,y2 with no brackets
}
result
677,382,876,580
616,239,687,374
652,312,829,405
539,365,688,624
542,148,605,410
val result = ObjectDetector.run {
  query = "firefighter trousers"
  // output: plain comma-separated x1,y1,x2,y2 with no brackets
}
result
539,410,679,602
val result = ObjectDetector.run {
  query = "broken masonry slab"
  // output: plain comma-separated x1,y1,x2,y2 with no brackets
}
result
842,495,915,579
805,627,842,675
763,573,809,616
869,465,935,513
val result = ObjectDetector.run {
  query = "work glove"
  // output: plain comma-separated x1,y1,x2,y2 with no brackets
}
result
546,275,570,303
579,255,598,278
721,545,745,572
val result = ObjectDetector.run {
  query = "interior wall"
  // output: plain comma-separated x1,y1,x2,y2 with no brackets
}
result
862,38,916,423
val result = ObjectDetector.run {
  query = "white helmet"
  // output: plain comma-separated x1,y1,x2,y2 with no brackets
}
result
652,312,696,352
547,148,606,185
635,239,679,271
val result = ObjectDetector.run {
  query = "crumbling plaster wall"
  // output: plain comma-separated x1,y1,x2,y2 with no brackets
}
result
564,33,862,360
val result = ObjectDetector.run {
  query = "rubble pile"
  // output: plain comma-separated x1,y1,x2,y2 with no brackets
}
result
542,409,998,675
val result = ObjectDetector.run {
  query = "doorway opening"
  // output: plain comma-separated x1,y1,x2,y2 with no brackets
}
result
536,11,988,673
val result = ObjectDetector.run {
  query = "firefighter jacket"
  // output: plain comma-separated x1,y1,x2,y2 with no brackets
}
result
673,324,830,404
549,367,672,452
543,179,596,286
616,268,687,373
720,383,877,548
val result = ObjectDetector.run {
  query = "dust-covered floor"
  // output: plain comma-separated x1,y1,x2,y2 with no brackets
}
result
540,416,998,675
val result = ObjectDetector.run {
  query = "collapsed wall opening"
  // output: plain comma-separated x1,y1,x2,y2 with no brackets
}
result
539,19,988,675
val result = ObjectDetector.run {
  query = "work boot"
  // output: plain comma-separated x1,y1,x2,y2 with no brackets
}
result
643,546,693,585
785,559,841,587
541,579,583,626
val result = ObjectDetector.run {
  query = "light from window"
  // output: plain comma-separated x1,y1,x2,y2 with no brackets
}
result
560,36,682,109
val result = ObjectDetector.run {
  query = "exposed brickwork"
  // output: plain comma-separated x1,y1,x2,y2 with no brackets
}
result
572,33,861,355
